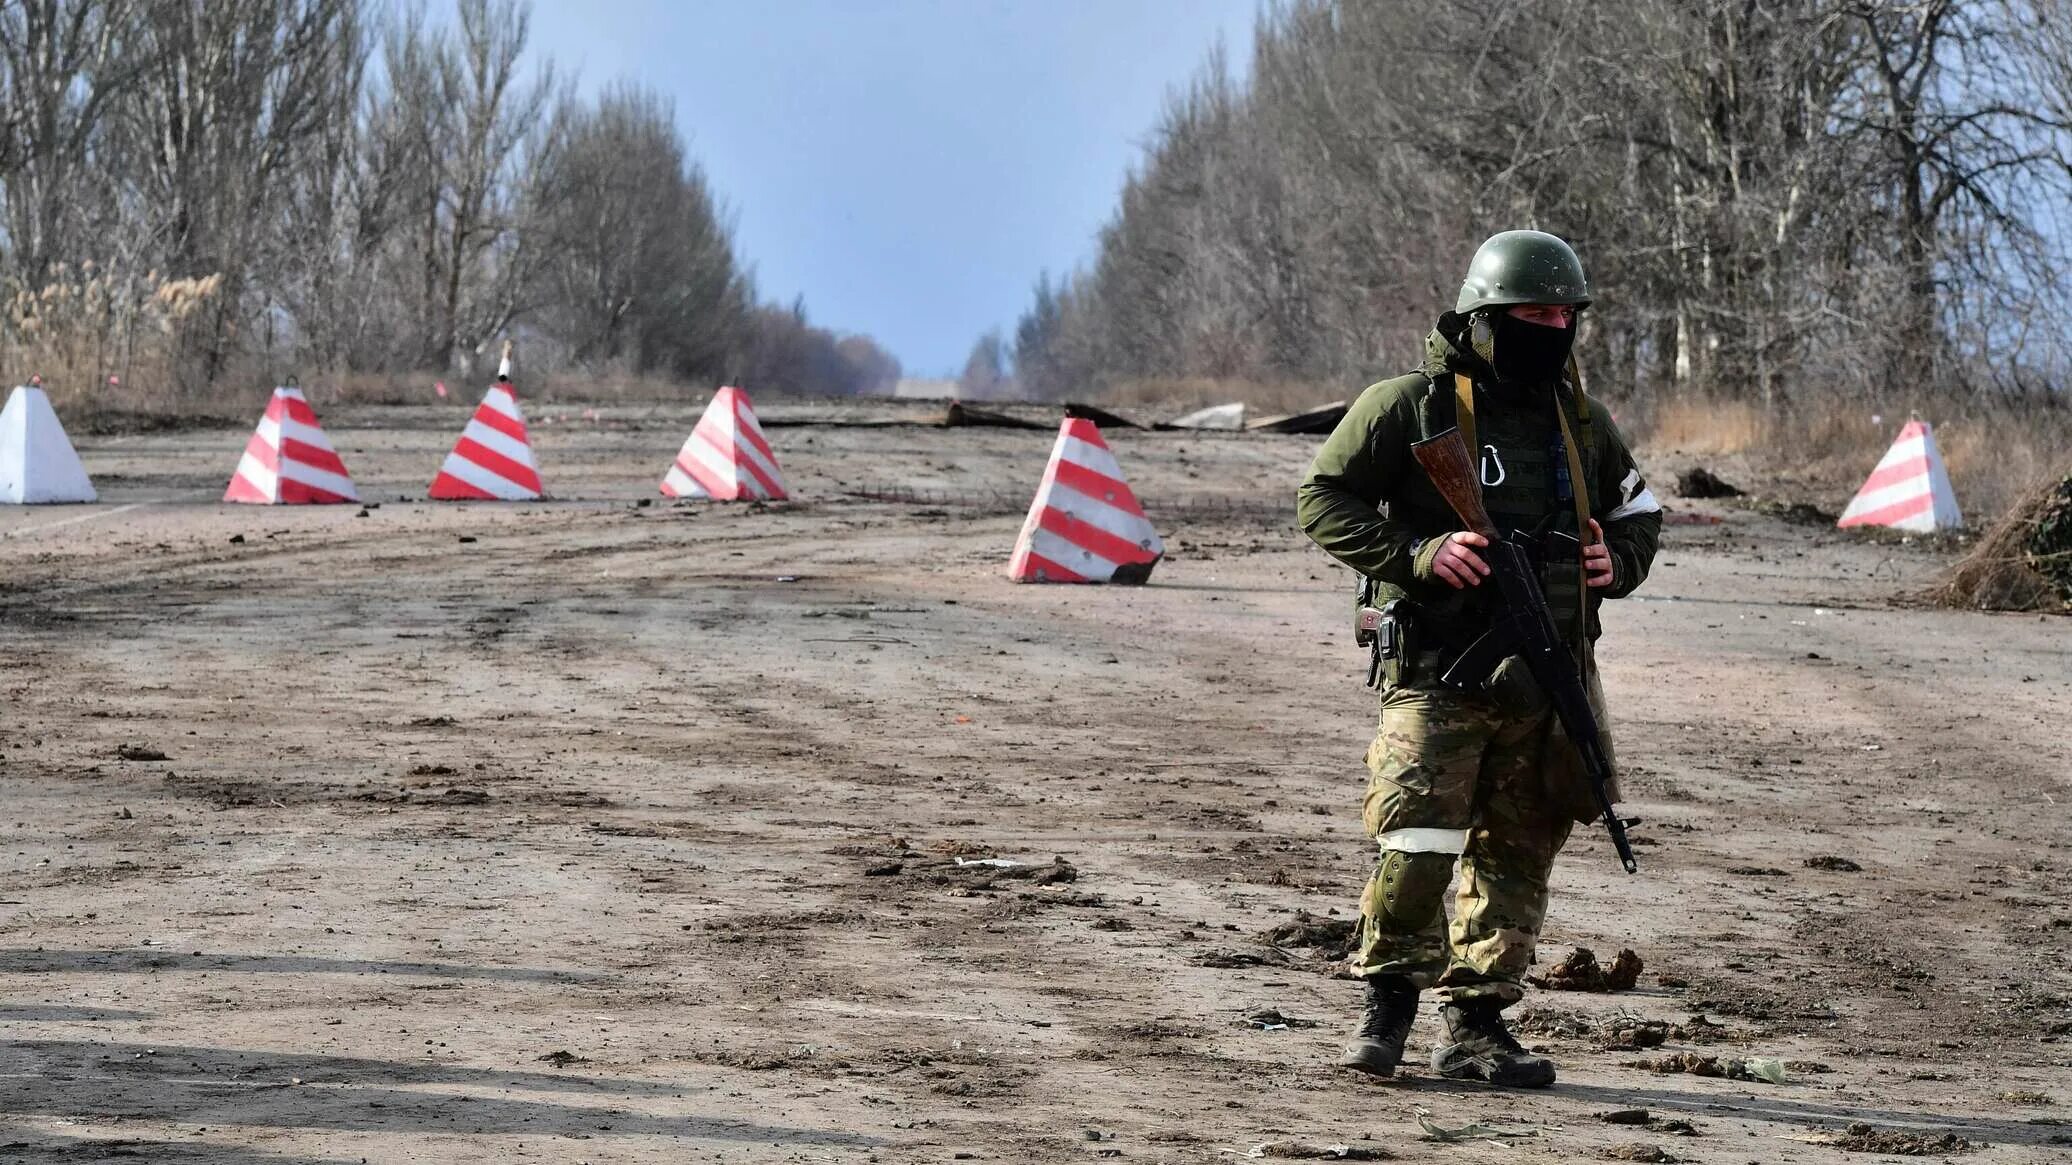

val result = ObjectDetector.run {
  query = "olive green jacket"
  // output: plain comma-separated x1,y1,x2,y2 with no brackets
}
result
1297,328,1661,643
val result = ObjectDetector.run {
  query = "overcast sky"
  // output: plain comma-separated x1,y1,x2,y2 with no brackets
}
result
525,0,1259,377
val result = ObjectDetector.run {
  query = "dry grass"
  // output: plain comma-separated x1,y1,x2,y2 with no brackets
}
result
1644,398,1764,454
1931,483,2061,610
1623,393,2072,525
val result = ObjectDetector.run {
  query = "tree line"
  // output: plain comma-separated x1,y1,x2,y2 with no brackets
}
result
0,0,899,403
999,0,2072,415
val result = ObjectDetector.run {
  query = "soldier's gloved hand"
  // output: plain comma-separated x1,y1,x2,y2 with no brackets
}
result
1424,530,1491,589
1584,518,1615,588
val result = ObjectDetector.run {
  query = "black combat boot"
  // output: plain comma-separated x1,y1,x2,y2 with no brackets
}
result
1338,974,1419,1076
1430,997,1556,1088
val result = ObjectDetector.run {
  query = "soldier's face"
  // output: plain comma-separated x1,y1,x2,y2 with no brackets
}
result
1506,304,1576,329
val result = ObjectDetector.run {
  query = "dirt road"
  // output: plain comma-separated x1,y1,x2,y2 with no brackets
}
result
2,399,2067,1163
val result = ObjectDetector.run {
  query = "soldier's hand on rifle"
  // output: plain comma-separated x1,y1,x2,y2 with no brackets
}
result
1431,531,1492,588
1584,518,1615,588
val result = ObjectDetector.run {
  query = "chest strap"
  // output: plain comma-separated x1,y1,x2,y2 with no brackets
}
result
1453,371,1594,640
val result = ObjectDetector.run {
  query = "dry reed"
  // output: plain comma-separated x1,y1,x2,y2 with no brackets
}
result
1931,476,2068,611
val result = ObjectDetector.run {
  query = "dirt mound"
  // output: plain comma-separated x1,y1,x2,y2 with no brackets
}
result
1825,1123,1974,1155
1933,471,2071,611
1676,467,1743,498
1531,947,1643,991
1626,1052,1785,1083
1260,911,1358,960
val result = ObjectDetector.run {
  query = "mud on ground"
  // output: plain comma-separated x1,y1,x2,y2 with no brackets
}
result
1,400,2068,1163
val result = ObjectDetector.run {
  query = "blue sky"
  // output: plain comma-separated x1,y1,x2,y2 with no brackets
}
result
525,0,1260,377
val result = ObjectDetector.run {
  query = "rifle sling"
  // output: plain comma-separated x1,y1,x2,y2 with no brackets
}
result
1555,396,1592,644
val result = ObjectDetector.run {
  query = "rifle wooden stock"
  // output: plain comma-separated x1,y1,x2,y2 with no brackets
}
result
1410,428,1499,540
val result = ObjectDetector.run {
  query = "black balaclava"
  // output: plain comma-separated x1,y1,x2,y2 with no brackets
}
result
1475,311,1576,386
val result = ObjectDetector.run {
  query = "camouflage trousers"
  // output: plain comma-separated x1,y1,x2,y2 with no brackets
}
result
1353,684,1573,1002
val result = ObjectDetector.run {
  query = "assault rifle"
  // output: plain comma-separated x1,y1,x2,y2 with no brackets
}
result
1409,427,1639,874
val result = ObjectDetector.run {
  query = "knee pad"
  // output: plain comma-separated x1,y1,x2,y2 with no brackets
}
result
1373,850,1454,930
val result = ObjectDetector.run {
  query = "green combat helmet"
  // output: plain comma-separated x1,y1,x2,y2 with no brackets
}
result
1455,230,1592,314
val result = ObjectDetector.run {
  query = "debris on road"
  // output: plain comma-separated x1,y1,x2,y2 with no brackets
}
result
1626,1053,1787,1084
1676,467,1744,498
1063,402,1143,429
1244,1142,1392,1160
1260,911,1357,961
1245,401,1348,435
1788,1122,1976,1155
1160,402,1245,431
1415,1111,1542,1142
1531,947,1643,992
1242,1009,1319,1031
941,400,1049,430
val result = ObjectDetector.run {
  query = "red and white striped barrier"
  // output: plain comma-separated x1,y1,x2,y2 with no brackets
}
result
428,377,544,501
660,386,787,500
223,387,357,505
1837,419,1961,532
1009,417,1163,584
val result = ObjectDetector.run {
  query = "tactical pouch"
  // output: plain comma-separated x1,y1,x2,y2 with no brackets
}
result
1480,653,1550,718
1381,601,1411,688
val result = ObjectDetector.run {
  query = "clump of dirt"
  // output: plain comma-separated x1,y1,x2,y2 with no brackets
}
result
1676,467,1743,498
1601,1020,1670,1050
1261,911,1358,961
985,890,1103,919
695,1048,832,1072
1826,1123,1975,1155
1241,1009,1321,1030
925,1064,1031,1097
868,850,1080,892
1744,498,1837,526
1514,1007,1596,1039
932,839,994,856
704,908,864,935
1198,948,1287,969
1532,947,1643,992
1680,980,1788,1021
1517,1008,1734,1049
1626,1052,1783,1083
1804,856,1863,872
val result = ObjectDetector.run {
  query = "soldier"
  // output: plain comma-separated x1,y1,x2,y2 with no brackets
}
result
1295,230,1661,1088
